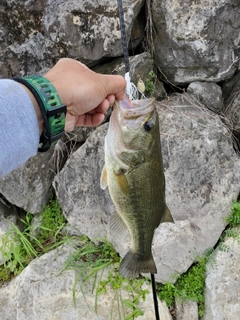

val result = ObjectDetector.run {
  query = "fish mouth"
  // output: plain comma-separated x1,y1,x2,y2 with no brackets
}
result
112,97,156,132
115,97,156,118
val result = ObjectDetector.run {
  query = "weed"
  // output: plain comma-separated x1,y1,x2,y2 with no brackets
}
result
0,215,39,276
98,271,149,319
0,199,67,282
224,201,240,229
145,71,155,97
218,200,240,250
62,237,150,319
157,254,210,318
157,281,175,307
33,199,67,249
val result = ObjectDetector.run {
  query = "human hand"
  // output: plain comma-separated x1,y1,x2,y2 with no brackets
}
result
44,58,126,131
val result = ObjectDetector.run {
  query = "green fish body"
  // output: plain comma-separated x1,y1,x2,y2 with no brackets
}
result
101,98,173,279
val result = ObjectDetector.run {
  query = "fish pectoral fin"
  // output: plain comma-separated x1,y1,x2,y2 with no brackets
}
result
161,205,174,223
108,212,129,238
100,165,108,190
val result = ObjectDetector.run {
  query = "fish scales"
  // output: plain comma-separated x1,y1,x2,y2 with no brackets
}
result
100,97,174,279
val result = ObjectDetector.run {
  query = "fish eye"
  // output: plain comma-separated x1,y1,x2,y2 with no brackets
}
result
144,120,154,132
115,167,126,175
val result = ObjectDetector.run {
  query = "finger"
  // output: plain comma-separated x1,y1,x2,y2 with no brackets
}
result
101,74,126,100
106,94,115,106
96,98,110,113
75,113,105,127
65,113,77,132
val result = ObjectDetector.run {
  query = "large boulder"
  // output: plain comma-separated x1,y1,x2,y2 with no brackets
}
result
0,150,55,213
53,123,111,239
187,81,224,114
152,94,240,282
152,0,240,85
0,0,144,77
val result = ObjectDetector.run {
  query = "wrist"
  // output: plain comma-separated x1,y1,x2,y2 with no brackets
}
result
44,74,70,111
13,76,66,152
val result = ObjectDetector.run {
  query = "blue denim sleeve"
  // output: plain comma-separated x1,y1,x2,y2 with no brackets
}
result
0,79,39,178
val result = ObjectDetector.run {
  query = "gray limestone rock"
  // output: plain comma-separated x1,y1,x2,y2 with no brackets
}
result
0,149,56,213
94,52,153,90
187,82,224,114
203,236,240,320
175,299,198,320
0,0,144,77
63,126,96,144
152,0,240,85
152,94,240,283
53,123,112,239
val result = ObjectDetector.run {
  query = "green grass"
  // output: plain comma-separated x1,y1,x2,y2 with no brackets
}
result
157,254,210,317
217,200,240,250
33,199,67,249
61,237,150,319
224,201,240,229
0,199,67,282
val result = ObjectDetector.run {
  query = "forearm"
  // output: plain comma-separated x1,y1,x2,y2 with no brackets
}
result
19,83,44,135
0,80,40,177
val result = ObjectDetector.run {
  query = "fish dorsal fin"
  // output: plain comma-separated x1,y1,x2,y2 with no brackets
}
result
100,165,108,190
161,205,174,223
108,212,129,238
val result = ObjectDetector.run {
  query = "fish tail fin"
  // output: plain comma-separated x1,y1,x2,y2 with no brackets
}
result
119,250,157,279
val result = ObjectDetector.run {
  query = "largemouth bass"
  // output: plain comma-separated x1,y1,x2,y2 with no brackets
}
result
100,98,174,279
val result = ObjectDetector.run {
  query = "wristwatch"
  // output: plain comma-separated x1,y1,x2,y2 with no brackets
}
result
13,75,66,152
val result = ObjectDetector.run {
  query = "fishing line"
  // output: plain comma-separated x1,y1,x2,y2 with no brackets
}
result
151,273,160,320
116,1,160,319
117,0,130,73
117,0,142,100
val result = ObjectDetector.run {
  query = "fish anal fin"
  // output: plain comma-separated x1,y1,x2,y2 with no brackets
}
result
161,205,174,223
119,250,157,279
100,165,108,190
108,212,129,238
